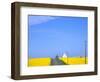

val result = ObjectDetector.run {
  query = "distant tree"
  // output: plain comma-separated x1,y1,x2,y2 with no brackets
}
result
55,55,59,59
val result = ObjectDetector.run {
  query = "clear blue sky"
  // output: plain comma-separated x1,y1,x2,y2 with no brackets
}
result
28,15,88,58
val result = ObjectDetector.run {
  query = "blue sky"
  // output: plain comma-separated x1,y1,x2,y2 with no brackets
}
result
28,15,88,58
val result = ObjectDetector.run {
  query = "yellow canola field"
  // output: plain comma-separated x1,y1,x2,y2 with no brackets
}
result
60,57,88,65
28,57,51,67
28,57,88,67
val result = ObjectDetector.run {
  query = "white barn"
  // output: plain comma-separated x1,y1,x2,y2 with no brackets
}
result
62,53,68,58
